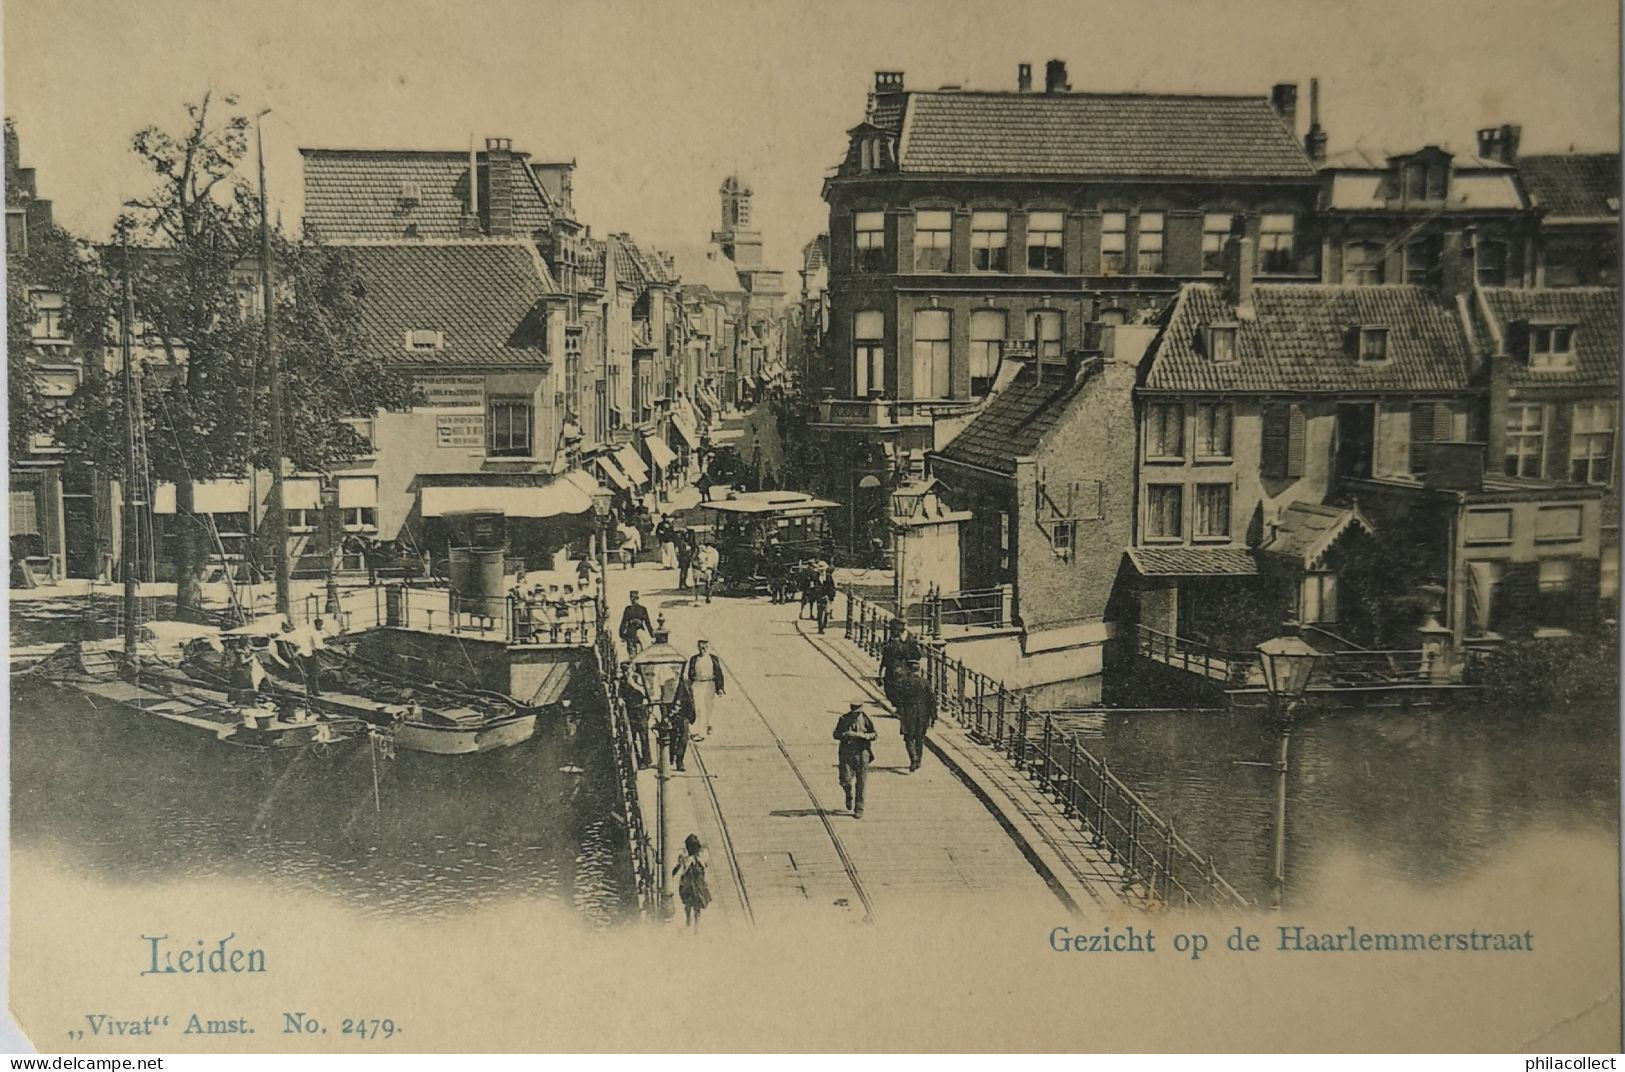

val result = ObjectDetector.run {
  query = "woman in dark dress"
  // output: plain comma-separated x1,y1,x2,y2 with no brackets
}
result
674,833,711,928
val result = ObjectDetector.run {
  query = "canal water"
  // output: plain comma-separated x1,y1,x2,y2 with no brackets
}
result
9,617,632,924
1049,701,1620,907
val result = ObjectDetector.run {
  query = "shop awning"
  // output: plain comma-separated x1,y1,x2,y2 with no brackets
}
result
614,444,650,486
193,480,251,515
644,433,678,470
420,481,593,519
670,412,700,448
593,454,633,492
283,478,322,512
337,475,378,508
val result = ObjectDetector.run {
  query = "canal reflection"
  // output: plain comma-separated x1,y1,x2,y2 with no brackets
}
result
9,680,631,924
1051,702,1620,906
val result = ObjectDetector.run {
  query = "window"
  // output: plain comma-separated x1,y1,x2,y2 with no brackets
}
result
405,329,443,351
1051,519,1076,558
1478,241,1509,286
1259,214,1295,274
1028,310,1062,361
1261,403,1306,479
1100,212,1127,274
969,310,1006,397
1206,325,1238,365
1404,240,1435,285
488,397,534,457
1504,403,1546,478
1529,324,1577,371
1194,403,1233,459
1193,484,1231,541
1302,572,1339,624
1358,327,1389,363
337,476,379,533
1027,211,1063,272
1569,402,1615,485
1343,242,1384,286
911,309,951,399
1201,213,1232,274
1535,505,1583,543
1426,166,1448,201
970,211,1009,272
853,311,884,398
1136,212,1165,274
998,511,1010,571
1405,163,1428,202
1146,402,1184,460
30,291,66,343
1467,560,1506,635
854,211,885,272
1537,558,1576,632
1145,485,1183,541
914,210,952,272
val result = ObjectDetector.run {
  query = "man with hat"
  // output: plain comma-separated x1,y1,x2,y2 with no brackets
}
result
879,620,923,709
618,590,653,657
894,665,937,772
832,701,879,818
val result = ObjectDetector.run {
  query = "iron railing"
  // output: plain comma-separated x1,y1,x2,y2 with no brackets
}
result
379,584,600,646
592,628,657,912
847,588,1251,910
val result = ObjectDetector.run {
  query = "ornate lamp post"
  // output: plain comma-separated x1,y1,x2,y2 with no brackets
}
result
629,612,685,921
590,482,614,620
1256,626,1320,911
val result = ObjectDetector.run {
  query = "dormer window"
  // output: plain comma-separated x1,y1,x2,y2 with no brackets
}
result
1205,324,1239,364
399,181,422,206
1400,156,1450,204
1358,326,1389,363
1529,323,1577,370
405,329,445,352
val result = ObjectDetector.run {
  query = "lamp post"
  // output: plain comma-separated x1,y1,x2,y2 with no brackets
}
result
629,613,685,921
590,482,613,621
1255,626,1320,911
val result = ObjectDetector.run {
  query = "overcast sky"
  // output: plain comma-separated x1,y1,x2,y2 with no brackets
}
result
5,0,1619,271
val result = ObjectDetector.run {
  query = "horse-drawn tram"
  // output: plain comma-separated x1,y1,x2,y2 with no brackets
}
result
701,491,839,594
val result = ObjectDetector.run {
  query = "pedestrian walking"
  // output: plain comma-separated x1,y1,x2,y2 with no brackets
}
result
618,590,653,656
676,531,695,590
894,666,937,772
879,620,923,708
695,541,719,604
673,833,711,929
622,662,653,769
813,561,837,633
664,676,694,771
656,516,677,569
684,638,725,740
833,702,878,818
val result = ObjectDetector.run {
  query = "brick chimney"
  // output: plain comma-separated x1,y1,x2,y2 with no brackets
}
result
1017,63,1033,92
1304,78,1328,164
1044,59,1069,93
1221,218,1255,318
1476,123,1522,164
1270,83,1299,135
874,70,905,101
485,137,514,237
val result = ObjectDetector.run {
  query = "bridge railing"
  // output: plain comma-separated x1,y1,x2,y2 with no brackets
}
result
592,629,658,914
846,587,1252,910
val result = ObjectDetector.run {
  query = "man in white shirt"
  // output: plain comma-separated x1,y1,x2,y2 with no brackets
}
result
684,638,725,740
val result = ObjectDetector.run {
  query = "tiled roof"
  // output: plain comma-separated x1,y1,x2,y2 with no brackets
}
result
933,365,1086,475
607,234,677,292
1479,287,1621,389
1127,547,1259,577
1261,502,1374,569
301,149,554,242
340,239,556,368
671,244,745,294
896,92,1316,179
1321,146,1513,171
1518,153,1621,218
802,234,829,272
581,238,607,289
1143,284,1475,394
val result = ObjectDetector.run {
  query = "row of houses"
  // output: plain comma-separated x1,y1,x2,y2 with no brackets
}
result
8,123,790,581
799,63,1620,700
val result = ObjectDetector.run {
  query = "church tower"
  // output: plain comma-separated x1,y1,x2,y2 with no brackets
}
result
713,173,763,269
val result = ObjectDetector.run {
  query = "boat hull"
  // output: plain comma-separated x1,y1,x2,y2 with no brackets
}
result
395,712,538,755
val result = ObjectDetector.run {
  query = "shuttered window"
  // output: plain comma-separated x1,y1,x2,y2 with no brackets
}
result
1409,401,1453,475
1261,404,1306,479
9,491,39,535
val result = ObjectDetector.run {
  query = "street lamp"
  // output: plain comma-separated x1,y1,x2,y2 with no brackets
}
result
629,612,686,921
1255,625,1320,911
590,481,614,618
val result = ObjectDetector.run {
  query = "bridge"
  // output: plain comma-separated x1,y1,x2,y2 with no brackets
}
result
595,563,1249,927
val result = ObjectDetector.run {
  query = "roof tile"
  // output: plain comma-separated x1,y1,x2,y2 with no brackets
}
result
1519,153,1621,218
1480,286,1620,389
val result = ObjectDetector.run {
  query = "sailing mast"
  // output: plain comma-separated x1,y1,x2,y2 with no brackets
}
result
120,225,138,667
257,110,292,619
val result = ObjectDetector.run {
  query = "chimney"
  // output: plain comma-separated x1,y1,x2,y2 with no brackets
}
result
1438,228,1479,305
1044,59,1069,94
874,70,905,100
1499,123,1521,164
1270,83,1299,135
1476,127,1502,161
1304,78,1328,164
1221,218,1255,318
1017,63,1033,93
485,136,514,237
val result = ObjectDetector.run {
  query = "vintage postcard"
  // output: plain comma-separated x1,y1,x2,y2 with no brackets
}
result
4,0,1620,1054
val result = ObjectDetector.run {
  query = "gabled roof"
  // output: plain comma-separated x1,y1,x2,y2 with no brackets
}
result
1262,502,1375,570
670,243,745,295
607,233,677,293
581,238,607,290
339,239,557,368
1478,286,1621,389
301,148,555,242
1143,284,1476,395
1518,153,1621,219
891,91,1316,180
933,365,1088,475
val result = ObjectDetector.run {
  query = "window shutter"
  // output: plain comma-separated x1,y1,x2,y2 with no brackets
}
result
1261,405,1288,478
1505,320,1529,362
1409,403,1437,473
1286,404,1307,478
1434,401,1455,442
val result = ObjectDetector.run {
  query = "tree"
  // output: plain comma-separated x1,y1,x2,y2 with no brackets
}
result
61,92,414,616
